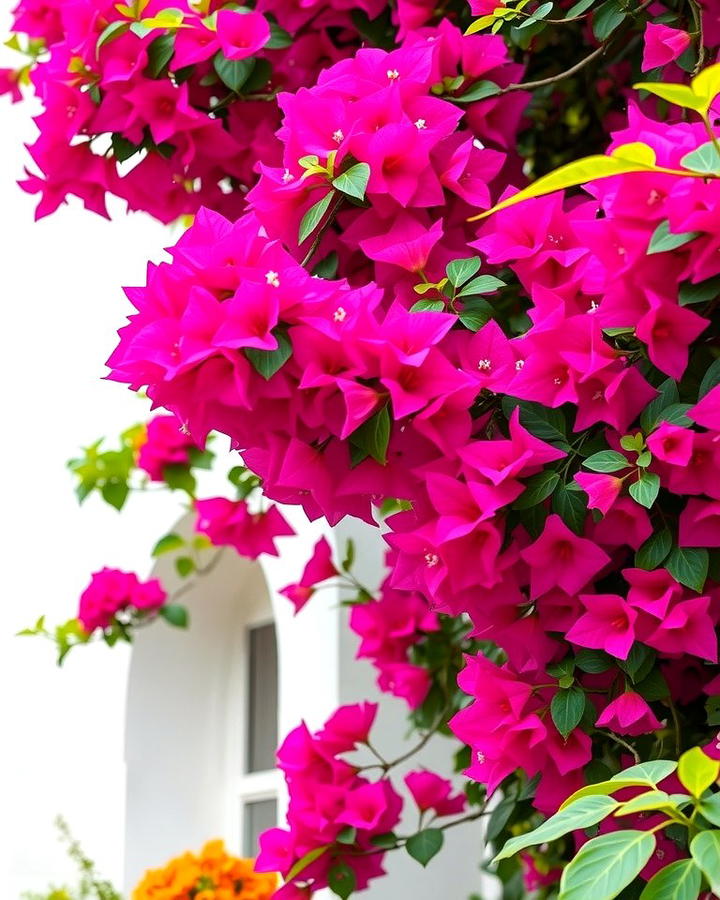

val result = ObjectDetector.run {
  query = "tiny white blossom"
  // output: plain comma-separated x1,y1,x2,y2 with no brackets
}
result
265,270,280,287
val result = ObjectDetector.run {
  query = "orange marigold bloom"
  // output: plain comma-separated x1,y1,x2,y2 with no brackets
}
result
132,840,278,900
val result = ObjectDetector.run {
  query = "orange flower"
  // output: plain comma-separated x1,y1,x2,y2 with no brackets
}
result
132,841,278,900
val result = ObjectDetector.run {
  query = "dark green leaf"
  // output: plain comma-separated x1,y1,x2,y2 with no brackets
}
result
634,668,669,702
406,829,444,867
679,275,720,307
459,300,493,331
680,141,720,176
665,546,709,593
146,32,175,76
707,695,720,727
575,649,613,674
628,471,660,509
369,832,398,849
312,252,339,279
518,0,553,27
641,379,680,432
647,220,700,255
592,0,625,40
298,192,334,244
111,133,140,162
619,643,655,682
244,331,293,380
446,257,481,287
583,450,629,473
551,686,585,739
266,19,292,48
699,358,720,399
566,0,595,14
486,795,516,842
454,80,501,103
552,482,587,535
654,403,693,428
635,529,672,570
152,532,185,557
336,826,357,845
328,862,357,899
160,603,189,628
513,470,560,509
502,397,568,446
213,51,255,92
242,57,271,93
332,162,370,201
350,405,390,465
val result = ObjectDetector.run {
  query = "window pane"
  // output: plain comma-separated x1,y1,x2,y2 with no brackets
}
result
247,623,278,772
243,798,277,857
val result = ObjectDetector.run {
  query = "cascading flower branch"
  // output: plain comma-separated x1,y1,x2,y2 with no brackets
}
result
15,0,720,897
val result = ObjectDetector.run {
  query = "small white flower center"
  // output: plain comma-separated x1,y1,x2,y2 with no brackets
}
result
387,69,399,80
424,552,439,568
478,359,492,371
332,129,344,143
265,270,280,287
414,118,427,130
515,359,525,371
333,306,347,322
477,751,485,763
281,169,294,183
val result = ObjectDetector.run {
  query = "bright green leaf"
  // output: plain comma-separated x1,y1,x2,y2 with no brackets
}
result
446,257,481,287
350,405,390,465
639,858,702,900
677,747,720,798
690,830,720,896
332,162,370,201
298,192,334,244
614,790,675,817
697,792,720,826
583,450,629,473
453,79,501,102
410,299,445,312
629,471,660,509
244,332,293,380
681,141,720,176
458,275,506,296
159,603,189,628
152,532,185,556
558,829,656,900
647,220,701,255
175,556,195,578
611,761,678,784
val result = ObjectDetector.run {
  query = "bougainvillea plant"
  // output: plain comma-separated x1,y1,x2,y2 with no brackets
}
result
10,0,720,897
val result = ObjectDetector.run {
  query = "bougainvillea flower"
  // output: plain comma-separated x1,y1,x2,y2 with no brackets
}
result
78,568,166,633
195,497,295,558
596,691,664,736
521,515,610,598
280,536,339,612
404,770,466,816
642,23,691,72
565,594,638,660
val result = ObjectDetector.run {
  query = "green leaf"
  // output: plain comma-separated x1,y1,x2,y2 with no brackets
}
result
680,141,720,176
665,546,709,593
159,604,189,628
266,19,292,48
175,556,195,578
146,32,175,76
152,533,185,556
502,398,568,446
697,792,720,826
654,403,693,428
641,379,680,432
518,0,552,27
566,0,595,14
486,793,516,842
459,300,493,331
634,668,670,702
101,479,129,510
244,332,293,380
341,539,355,572
350,405,390,465
629,471,660,509
446,257,481,287
312,252,339,279
639,858,702,900
336,825,357,845
583,450,629,473
619,644,655,682
454,79,501,102
213,52,255,92
679,275,720,307
96,20,130,52
551,686,585,739
111,133,140,162
677,747,720,798
513,470,560,510
298,192,334,244
647,220,701,255
457,275,506,296
494,795,619,862
611,761,677,784
286,845,331,881
635,529,672,571
369,832,398,849
592,0,625,41
410,299,445,312
163,464,197,495
552,482,587,535
332,162,370,201
707,695,720,727
690,830,720,896
575,649,613,674
699,358,720,399
558,830,656,900
328,862,356,899
614,790,675,817
406,829,444,867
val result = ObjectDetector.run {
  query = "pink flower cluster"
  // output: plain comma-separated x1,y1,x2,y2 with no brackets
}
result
256,703,403,896
195,496,295,558
77,567,166,632
10,0,354,221
249,23,525,288
136,413,198,481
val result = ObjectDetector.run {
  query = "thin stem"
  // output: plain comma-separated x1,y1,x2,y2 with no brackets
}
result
667,696,683,759
301,192,344,269
498,43,607,95
600,730,641,764
359,705,451,774
688,0,706,75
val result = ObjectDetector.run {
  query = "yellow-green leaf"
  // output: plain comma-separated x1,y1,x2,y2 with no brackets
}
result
678,747,720,798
